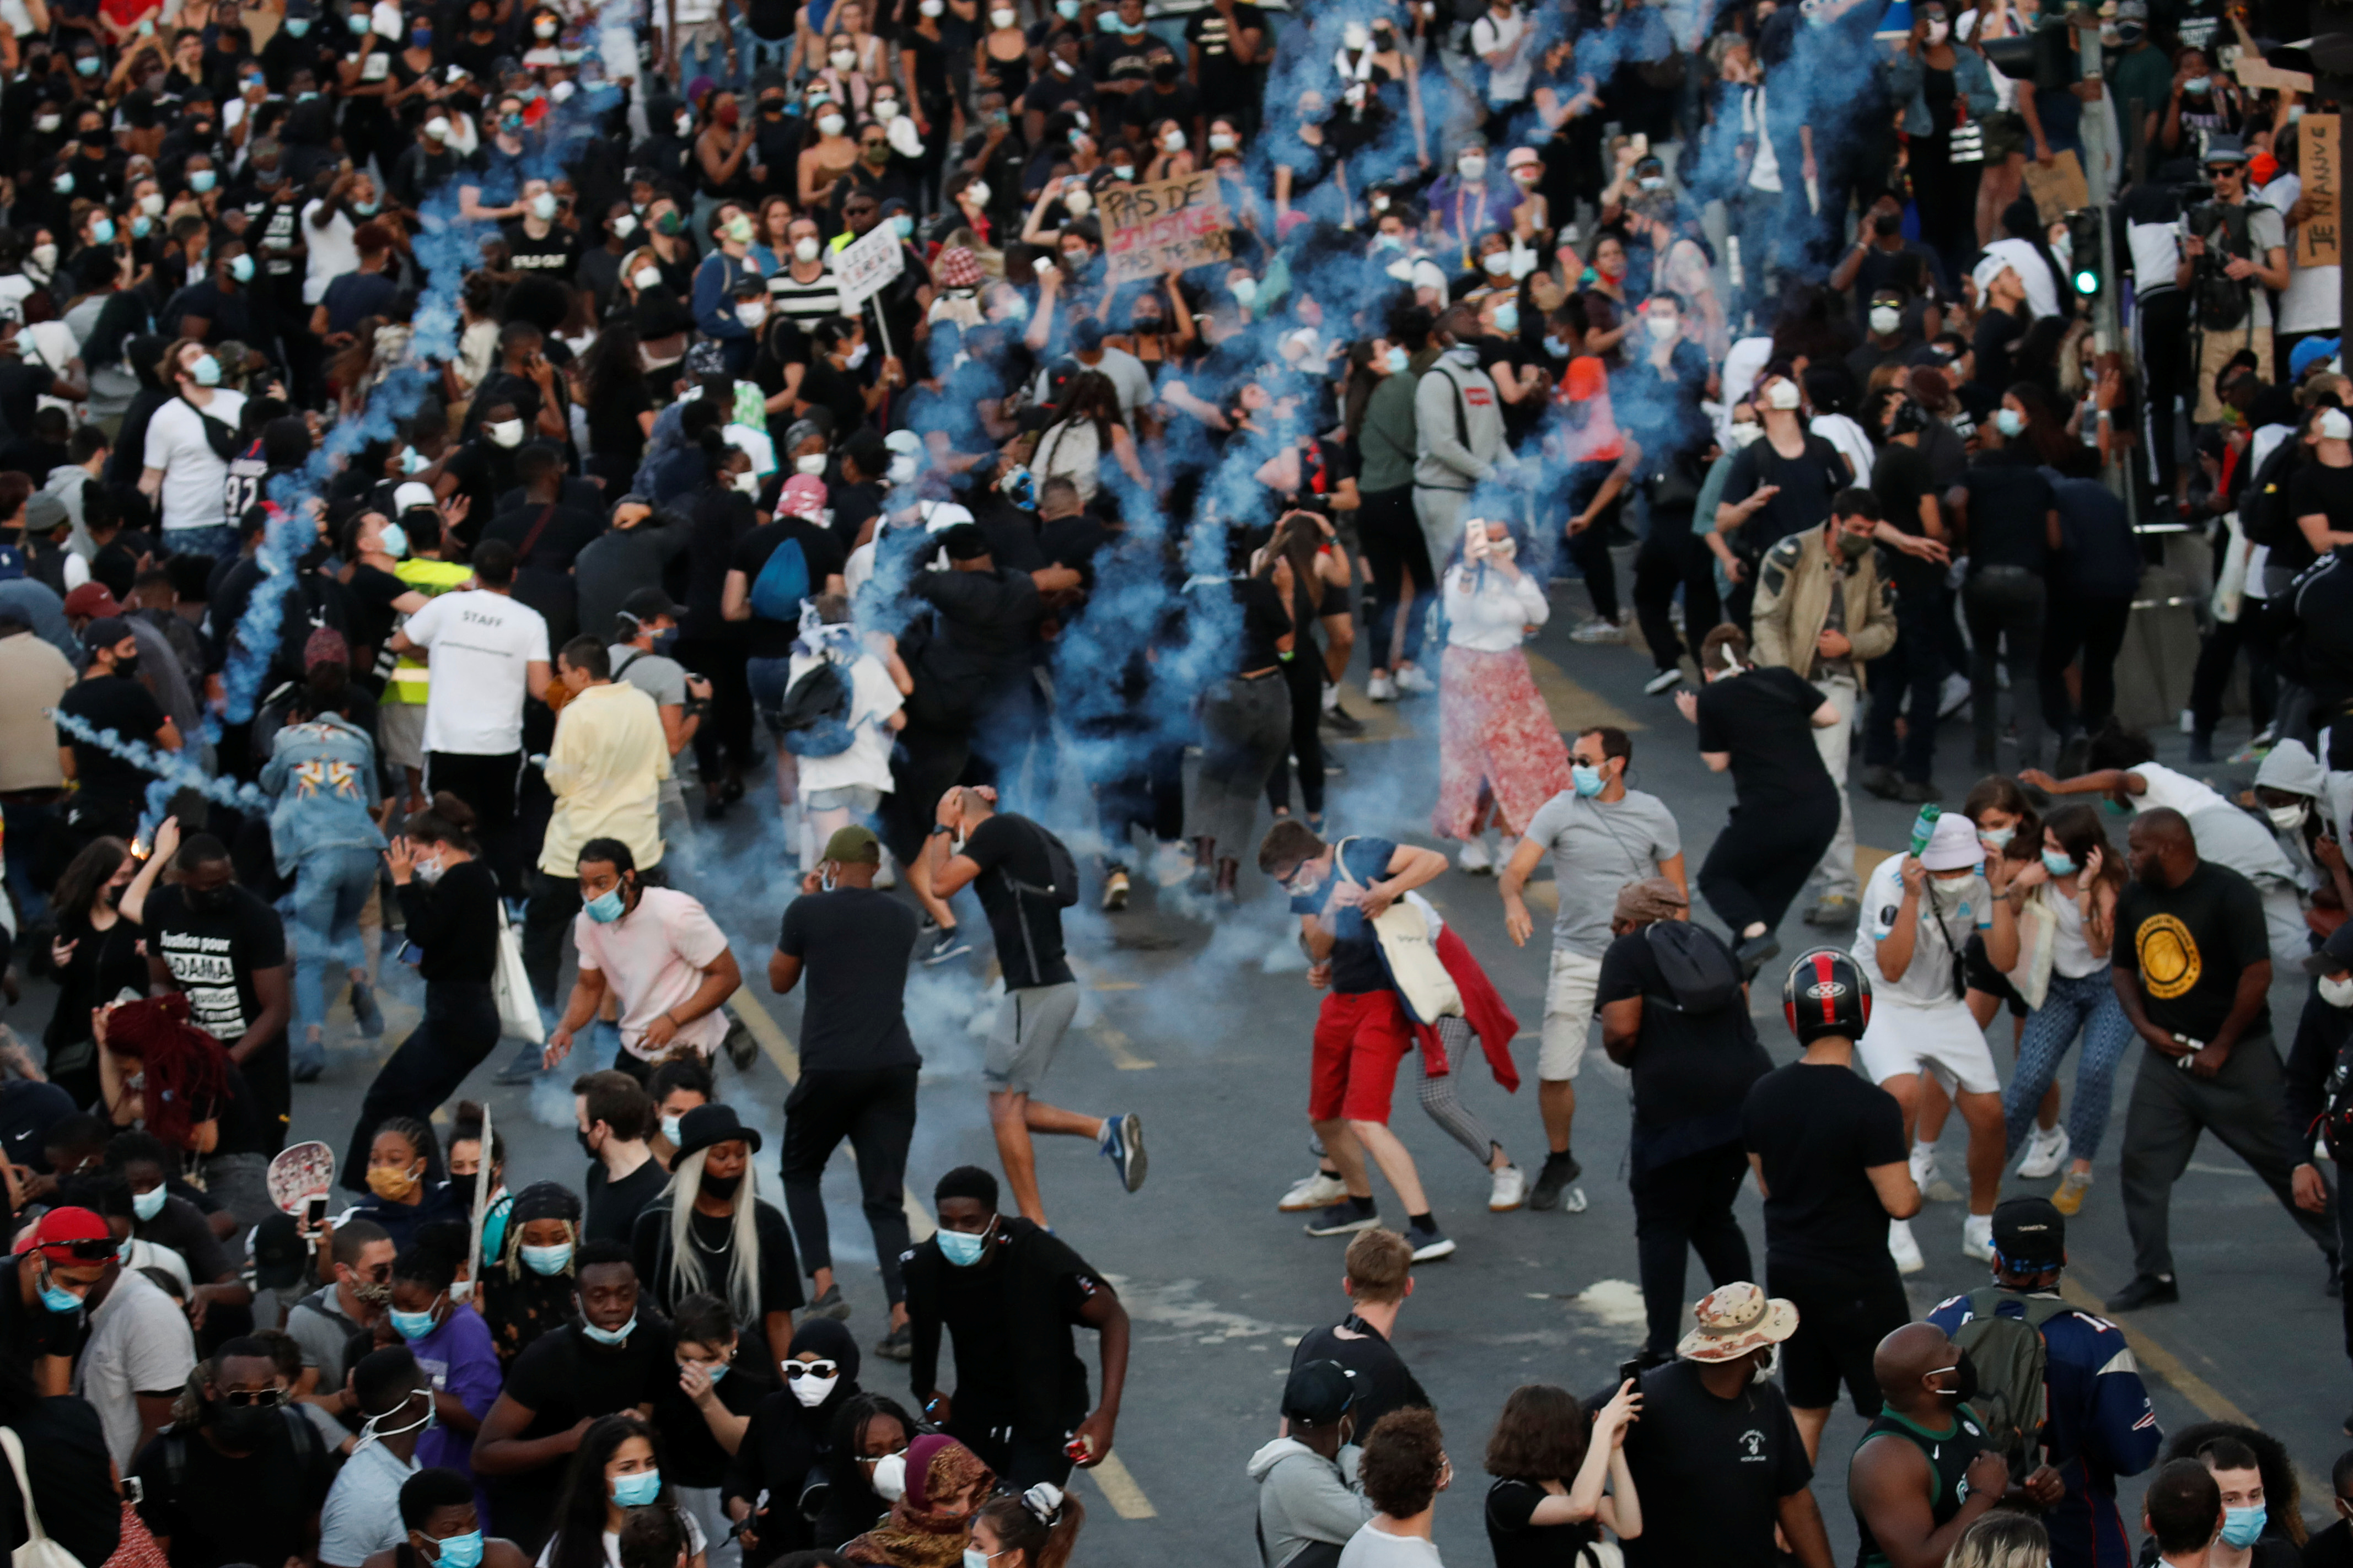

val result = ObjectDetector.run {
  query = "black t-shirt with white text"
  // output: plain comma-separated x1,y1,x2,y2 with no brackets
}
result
1618,1358,1813,1568
144,882,287,1048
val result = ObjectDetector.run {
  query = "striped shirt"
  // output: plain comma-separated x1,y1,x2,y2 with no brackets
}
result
766,263,843,330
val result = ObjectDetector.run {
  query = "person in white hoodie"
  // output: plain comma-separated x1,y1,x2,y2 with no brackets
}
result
1432,516,1568,874
1249,1359,1373,1568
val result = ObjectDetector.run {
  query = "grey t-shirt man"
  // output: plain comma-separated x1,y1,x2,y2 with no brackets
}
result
1519,788,1683,957
610,644,687,804
287,1284,368,1389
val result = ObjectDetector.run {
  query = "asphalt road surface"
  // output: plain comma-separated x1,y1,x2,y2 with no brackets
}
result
27,566,2345,1566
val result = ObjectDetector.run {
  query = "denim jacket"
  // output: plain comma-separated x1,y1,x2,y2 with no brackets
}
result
1883,47,1999,137
260,715,387,876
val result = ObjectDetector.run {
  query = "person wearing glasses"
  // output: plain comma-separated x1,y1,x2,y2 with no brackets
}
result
131,1334,337,1568
2177,136,2288,423
287,1217,396,1422
4,1205,125,1397
719,1316,863,1564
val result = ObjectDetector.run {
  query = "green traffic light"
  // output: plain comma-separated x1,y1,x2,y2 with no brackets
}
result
2075,267,2099,293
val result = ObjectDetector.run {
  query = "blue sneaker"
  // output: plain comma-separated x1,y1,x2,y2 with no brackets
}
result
921,928,974,965
1099,1113,1146,1193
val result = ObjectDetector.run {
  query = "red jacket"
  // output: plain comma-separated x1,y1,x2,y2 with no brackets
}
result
1412,925,1522,1092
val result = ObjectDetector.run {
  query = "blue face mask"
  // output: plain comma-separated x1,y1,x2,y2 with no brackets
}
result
610,1469,662,1507
936,1224,991,1267
961,1553,992,1568
520,1242,572,1275
1571,762,1606,798
37,1268,84,1316
1056,0,1078,13
892,214,914,239
1492,301,1519,336
2221,1505,2266,1548
1545,335,1571,359
389,1303,440,1340
2041,849,2077,876
584,887,627,923
74,55,99,74
652,627,680,656
132,1184,168,1221
581,1311,636,1345
431,1533,484,1568
378,522,409,559
1384,347,1409,374
190,169,217,193
131,214,152,239
284,15,310,32
89,217,113,244
229,254,255,283
1994,407,2027,438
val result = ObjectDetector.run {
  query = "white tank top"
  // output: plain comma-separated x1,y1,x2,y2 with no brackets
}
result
2049,886,2100,978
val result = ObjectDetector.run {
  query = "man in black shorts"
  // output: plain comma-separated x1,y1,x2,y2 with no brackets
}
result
1742,949,1920,1459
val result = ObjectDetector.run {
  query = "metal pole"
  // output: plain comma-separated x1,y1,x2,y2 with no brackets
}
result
2076,10,2134,524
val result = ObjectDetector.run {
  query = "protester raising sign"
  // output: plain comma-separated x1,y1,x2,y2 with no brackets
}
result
1102,172,1234,284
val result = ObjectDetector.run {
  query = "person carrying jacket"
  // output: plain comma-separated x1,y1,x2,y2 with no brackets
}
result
1924,1199,2162,1568
1750,489,1904,931
1247,1359,1373,1568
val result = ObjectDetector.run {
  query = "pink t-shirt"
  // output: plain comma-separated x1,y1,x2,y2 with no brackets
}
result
572,887,732,1059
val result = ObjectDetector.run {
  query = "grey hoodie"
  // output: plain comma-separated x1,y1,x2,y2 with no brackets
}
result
1247,1437,1373,1566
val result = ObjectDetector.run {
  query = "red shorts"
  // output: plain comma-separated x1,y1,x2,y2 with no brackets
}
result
1309,989,1414,1124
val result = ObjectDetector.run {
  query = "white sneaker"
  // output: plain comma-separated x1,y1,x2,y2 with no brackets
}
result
1939,672,1973,720
1889,1219,1926,1274
2017,1123,2072,1180
1488,1164,1528,1212
1962,1213,1996,1262
1279,1170,1348,1212
1367,671,1398,702
1394,664,1436,695
1457,838,1494,874
1643,667,1684,695
1571,615,1627,644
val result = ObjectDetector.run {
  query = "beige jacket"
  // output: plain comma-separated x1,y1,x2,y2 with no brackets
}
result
1749,525,1898,692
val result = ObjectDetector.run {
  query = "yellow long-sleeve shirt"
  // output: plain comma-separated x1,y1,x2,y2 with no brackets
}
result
539,680,670,876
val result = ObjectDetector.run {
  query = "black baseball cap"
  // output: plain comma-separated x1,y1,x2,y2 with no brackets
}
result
1991,1197,2066,1270
249,1213,308,1291
619,585,680,624
2306,919,2353,975
1281,1360,1357,1426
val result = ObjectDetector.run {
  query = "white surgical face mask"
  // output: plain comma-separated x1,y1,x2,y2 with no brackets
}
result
965,180,991,208
1162,130,1185,152
1727,421,1764,449
2324,973,2353,1009
793,236,823,263
733,469,761,495
831,47,855,68
1869,305,1901,335
737,302,767,327
991,6,1016,24
139,191,164,216
1458,154,1487,181
789,1367,839,1407
612,213,638,239
2270,802,2311,831
1481,251,1511,275
796,453,828,475
487,419,524,448
818,112,847,137
1210,131,1237,151
1063,188,1092,215
844,341,871,369
633,265,662,290
869,1451,907,1502
1763,379,1802,412
1926,17,1950,41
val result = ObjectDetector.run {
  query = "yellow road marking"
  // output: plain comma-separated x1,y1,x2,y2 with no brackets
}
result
726,988,934,1243
2057,1276,2254,1425
1092,1026,1158,1071
1084,1451,1158,1519
1523,650,1646,734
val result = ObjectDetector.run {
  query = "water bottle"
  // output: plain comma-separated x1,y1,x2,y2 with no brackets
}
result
1908,803,1942,858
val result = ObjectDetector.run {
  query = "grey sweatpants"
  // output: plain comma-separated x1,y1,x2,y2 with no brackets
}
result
2120,1035,2337,1281
1194,671,1290,863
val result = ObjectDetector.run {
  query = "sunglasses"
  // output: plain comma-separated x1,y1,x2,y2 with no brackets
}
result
220,1387,288,1408
2206,165,2241,177
42,1237,120,1262
785,1360,841,1380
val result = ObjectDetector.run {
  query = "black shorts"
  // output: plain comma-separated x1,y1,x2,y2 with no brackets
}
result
1964,932,2029,1019
1768,1260,1912,1414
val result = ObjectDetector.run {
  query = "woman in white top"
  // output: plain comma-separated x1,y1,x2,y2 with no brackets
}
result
539,1414,707,1568
1997,802,2130,1217
1433,516,1571,870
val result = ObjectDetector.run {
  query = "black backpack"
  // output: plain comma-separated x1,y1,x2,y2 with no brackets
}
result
1643,921,1742,1014
2239,438,2303,550
998,813,1080,909
772,659,856,757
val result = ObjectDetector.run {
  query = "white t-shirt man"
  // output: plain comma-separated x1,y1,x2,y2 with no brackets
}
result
143,389,248,534
789,647,902,796
300,200,360,305
73,1267,197,1468
1851,848,2003,1096
573,886,732,1061
1470,4,1531,102
1337,1521,1444,1568
399,587,551,756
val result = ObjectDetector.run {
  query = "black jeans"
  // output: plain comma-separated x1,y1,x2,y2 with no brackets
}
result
426,750,523,896
1558,472,1624,623
1090,737,1185,866
952,1421,1076,1493
1963,566,2047,769
1863,590,1946,783
781,1066,919,1305
1266,649,1326,821
345,982,499,1190
1631,1140,1754,1359
1697,795,1839,936
522,868,584,1009
1630,505,1720,671
674,633,756,783
2136,288,2194,495
2040,592,2134,740
1357,484,1430,673
2190,610,2279,743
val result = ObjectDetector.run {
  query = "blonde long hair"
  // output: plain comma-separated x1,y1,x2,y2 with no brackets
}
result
663,1147,762,1326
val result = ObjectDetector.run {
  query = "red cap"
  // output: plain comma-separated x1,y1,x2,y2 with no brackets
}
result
62,583,120,620
20,1206,109,1260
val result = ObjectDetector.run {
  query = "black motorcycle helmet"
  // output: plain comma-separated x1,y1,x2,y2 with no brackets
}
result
1782,947,1872,1047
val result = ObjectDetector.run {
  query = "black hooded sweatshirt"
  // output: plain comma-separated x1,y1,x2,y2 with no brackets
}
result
723,1317,864,1565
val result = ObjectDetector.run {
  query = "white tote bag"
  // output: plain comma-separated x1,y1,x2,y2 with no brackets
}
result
0,1427,85,1568
1333,838,1464,1025
491,905,545,1046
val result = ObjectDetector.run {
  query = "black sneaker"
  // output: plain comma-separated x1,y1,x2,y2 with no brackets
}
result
2104,1273,2179,1311
1406,1219,1457,1261
921,928,974,965
1734,932,1781,979
873,1323,913,1362
350,979,384,1038
1320,703,1367,736
1303,1197,1379,1236
804,1284,851,1322
1859,765,1903,800
1100,1113,1147,1193
723,1016,760,1071
1528,1150,1582,1211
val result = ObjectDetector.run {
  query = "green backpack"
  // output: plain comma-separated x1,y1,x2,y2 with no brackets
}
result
1951,1286,2071,1474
